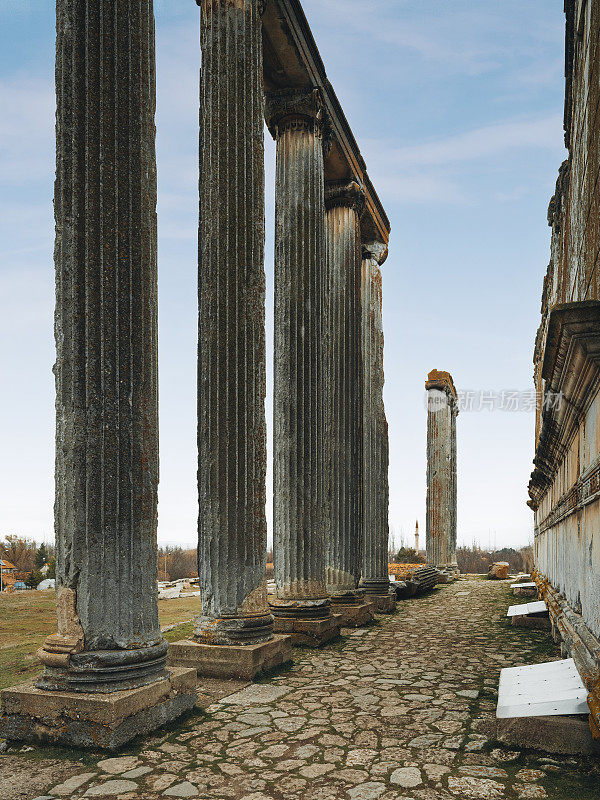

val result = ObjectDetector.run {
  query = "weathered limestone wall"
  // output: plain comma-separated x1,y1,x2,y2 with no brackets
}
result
425,371,458,573
531,0,600,736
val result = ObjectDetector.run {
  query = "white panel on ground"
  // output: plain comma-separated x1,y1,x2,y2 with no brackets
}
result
507,600,547,617
497,658,589,718
510,582,537,589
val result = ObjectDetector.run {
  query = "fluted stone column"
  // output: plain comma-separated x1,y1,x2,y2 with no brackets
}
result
0,0,196,749
324,181,374,626
167,0,290,678
266,89,339,647
426,370,459,579
360,243,395,613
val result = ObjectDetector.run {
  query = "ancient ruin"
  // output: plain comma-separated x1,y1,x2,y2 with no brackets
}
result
0,0,197,749
530,0,600,741
425,370,459,579
0,0,392,747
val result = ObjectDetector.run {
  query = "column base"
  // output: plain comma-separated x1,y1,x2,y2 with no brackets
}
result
369,594,396,613
0,667,197,751
330,600,376,627
168,634,292,680
272,615,342,647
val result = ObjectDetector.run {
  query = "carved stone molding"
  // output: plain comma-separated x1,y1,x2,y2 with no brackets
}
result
425,369,458,404
325,179,366,217
265,87,324,138
362,241,388,266
528,301,600,509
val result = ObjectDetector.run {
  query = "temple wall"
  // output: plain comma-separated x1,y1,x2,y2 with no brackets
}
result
531,0,600,735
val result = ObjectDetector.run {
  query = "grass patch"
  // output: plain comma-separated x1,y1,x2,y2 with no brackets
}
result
162,621,194,642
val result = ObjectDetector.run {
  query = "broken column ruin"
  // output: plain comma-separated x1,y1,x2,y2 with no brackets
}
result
266,88,340,647
360,242,395,612
324,181,375,627
169,0,292,678
425,370,459,580
0,0,197,749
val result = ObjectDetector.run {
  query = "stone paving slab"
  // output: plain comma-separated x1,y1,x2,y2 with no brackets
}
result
1,580,600,799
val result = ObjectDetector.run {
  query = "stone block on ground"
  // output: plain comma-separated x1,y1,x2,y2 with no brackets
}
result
273,615,341,647
329,601,375,627
496,714,599,755
168,634,292,680
489,562,510,580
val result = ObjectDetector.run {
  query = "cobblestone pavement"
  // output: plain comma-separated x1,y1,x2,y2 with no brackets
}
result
4,579,600,800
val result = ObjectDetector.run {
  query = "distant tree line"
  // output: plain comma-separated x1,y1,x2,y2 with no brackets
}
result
0,535,55,589
456,544,533,575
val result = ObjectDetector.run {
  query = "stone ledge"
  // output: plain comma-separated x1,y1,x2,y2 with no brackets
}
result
168,634,292,680
273,615,341,647
0,667,197,751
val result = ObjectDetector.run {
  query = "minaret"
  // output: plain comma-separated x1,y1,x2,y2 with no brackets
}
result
415,521,420,554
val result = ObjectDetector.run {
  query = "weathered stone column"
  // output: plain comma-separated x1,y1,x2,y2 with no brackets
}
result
324,181,374,626
360,243,395,612
169,0,291,678
425,370,459,579
266,89,340,647
0,0,197,749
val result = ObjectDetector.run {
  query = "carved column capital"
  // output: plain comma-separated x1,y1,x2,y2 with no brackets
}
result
325,179,366,217
265,87,324,138
362,240,388,266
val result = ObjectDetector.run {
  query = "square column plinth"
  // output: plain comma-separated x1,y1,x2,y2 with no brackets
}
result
330,600,375,627
168,635,292,680
273,616,342,647
370,594,396,613
0,667,197,751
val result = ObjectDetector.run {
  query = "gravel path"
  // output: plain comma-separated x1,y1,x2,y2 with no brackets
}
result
3,578,600,800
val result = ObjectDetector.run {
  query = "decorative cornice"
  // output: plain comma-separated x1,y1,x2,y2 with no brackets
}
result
362,241,388,266
265,87,324,138
425,369,458,404
528,301,600,509
325,179,366,217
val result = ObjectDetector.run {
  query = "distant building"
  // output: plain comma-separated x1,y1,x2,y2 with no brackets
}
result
0,559,18,590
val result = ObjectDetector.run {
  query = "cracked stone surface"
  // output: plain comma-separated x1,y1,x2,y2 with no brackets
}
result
2,580,600,799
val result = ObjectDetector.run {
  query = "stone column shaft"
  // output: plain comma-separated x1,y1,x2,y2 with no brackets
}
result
268,90,331,622
425,370,458,572
360,244,393,606
195,0,272,645
325,181,366,601
39,0,166,692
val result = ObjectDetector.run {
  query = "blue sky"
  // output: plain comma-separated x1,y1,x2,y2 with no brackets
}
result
0,1,567,550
